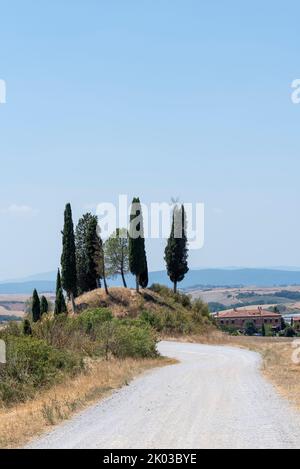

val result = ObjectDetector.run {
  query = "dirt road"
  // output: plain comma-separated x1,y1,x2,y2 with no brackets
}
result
27,341,300,449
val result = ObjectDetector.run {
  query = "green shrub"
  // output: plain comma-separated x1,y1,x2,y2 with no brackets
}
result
150,283,192,308
0,321,22,340
244,320,257,336
33,314,102,356
284,326,296,337
111,322,157,358
140,310,163,330
0,336,83,404
75,308,113,334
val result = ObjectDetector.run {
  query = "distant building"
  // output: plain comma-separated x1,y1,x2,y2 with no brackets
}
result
215,307,282,332
292,317,300,329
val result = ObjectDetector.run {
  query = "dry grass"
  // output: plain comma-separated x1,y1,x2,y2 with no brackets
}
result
0,355,175,449
74,287,186,318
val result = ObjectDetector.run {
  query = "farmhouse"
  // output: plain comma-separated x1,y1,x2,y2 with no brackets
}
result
215,307,282,331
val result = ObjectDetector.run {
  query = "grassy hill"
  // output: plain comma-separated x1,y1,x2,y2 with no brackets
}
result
74,285,214,336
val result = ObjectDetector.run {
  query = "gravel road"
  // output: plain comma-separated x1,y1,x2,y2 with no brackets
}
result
27,341,300,449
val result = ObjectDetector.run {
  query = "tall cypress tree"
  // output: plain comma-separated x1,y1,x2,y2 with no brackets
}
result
94,224,109,294
40,296,49,315
75,213,99,294
129,197,148,292
32,289,41,322
54,269,67,315
61,203,77,312
164,204,189,293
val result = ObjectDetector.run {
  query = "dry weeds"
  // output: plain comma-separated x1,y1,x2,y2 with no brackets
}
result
0,356,174,449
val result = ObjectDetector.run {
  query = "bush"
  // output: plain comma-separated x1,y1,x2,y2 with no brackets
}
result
0,336,83,404
110,322,157,358
150,283,191,308
140,310,162,330
244,320,257,336
33,314,103,356
75,308,113,334
284,326,296,337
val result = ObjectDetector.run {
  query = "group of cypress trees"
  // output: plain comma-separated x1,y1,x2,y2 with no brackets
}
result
31,289,49,322
31,197,189,320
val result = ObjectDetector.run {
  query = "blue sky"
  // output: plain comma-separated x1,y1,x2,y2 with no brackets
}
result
0,1,300,279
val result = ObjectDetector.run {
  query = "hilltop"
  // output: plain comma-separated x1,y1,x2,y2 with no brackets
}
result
74,285,214,336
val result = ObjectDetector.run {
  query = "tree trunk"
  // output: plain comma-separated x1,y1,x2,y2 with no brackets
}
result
70,292,76,314
173,281,177,294
121,269,127,288
136,275,139,293
103,275,109,295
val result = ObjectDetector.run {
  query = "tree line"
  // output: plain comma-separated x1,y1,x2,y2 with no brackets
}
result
32,197,189,319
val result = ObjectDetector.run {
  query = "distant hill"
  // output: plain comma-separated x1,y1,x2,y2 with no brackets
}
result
1,268,300,294
0,281,55,294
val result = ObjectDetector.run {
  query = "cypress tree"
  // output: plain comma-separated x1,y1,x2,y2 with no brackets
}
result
85,215,99,291
94,224,109,294
54,269,67,315
128,197,148,292
32,289,41,322
76,213,99,294
23,319,32,336
139,265,149,288
61,203,77,312
261,322,266,337
40,296,49,315
164,205,189,293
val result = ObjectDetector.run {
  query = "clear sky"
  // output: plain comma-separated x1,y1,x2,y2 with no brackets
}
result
0,1,300,280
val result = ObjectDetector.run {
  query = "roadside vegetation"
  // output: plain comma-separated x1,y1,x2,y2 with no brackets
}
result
0,198,215,447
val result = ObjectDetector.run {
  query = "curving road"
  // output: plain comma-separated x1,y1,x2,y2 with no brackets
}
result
27,341,300,449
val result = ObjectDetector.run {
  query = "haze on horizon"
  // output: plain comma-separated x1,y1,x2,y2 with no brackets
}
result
1,1,300,280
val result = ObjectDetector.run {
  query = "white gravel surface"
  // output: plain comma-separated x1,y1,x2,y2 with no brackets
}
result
26,341,300,449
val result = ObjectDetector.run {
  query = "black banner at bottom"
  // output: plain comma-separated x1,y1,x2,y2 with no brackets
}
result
0,448,288,467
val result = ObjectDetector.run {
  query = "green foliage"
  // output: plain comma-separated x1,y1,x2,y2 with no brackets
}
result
23,319,32,336
54,269,67,315
261,322,266,337
164,205,188,293
0,336,83,404
140,289,212,335
61,203,77,299
284,326,296,337
150,283,192,309
220,325,240,335
32,289,41,323
111,322,157,358
40,296,49,315
75,213,99,294
139,266,149,289
75,308,113,334
244,320,257,336
128,197,148,291
104,228,129,287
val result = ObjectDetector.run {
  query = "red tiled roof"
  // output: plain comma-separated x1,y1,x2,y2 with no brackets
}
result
293,317,300,322
216,308,281,319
